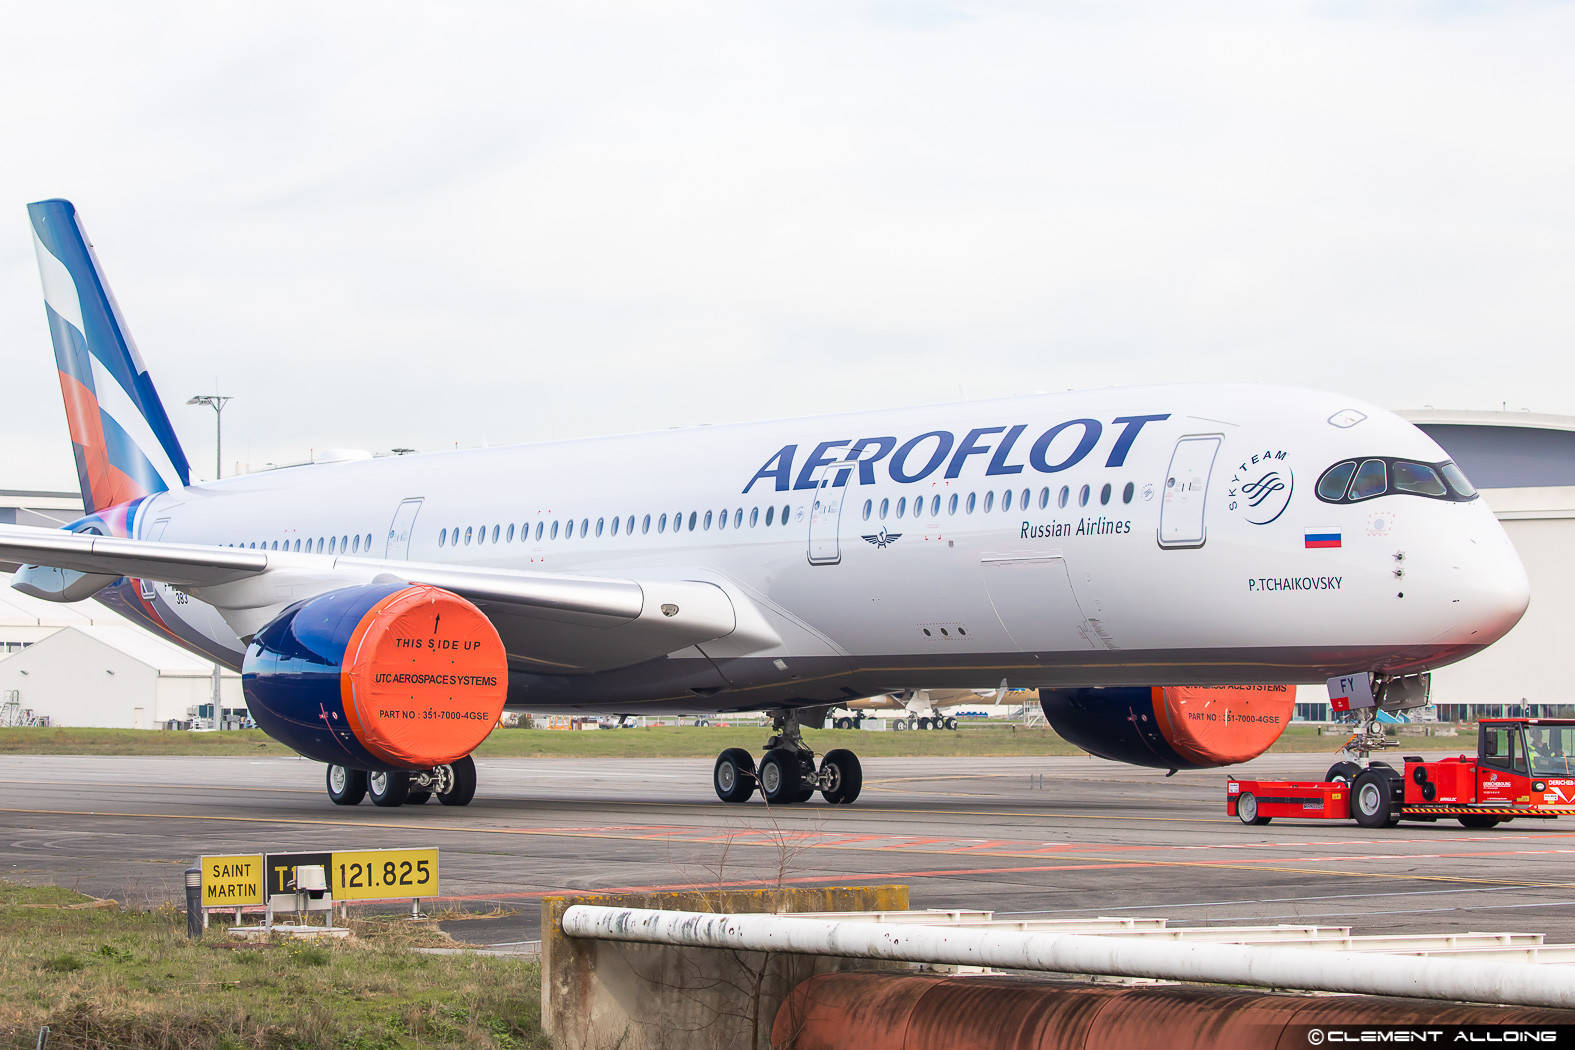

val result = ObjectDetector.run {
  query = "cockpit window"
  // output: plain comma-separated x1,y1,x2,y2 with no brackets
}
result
1392,461,1447,497
1316,461,1356,502
1316,457,1479,504
1349,459,1387,500
1440,461,1477,499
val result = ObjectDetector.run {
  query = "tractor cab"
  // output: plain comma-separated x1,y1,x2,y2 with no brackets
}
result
1405,718,1575,810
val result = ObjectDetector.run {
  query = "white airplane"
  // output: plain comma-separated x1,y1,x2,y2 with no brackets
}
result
0,199,1530,809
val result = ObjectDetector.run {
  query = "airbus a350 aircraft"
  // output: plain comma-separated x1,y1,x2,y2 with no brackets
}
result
0,200,1530,809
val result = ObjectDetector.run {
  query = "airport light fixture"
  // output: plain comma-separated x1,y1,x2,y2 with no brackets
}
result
185,394,232,480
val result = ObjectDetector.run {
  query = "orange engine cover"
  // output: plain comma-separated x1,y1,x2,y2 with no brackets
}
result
340,586,509,767
1153,685,1297,766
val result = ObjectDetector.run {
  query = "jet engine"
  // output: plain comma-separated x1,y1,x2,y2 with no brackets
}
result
243,583,508,771
1038,685,1295,770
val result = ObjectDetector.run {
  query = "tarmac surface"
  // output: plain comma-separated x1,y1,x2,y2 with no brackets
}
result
2,749,1573,948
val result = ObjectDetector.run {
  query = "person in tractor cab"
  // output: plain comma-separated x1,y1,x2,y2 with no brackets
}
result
1527,725,1575,777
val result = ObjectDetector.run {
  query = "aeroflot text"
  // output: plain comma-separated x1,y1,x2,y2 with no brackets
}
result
742,414,1171,493
1248,577,1343,592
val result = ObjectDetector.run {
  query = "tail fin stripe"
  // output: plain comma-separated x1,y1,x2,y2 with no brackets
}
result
42,293,184,493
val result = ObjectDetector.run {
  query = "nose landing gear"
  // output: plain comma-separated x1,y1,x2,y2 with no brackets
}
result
712,709,864,806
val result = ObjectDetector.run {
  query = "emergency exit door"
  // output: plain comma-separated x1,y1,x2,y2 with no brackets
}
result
807,462,854,565
385,498,424,559
1158,436,1220,549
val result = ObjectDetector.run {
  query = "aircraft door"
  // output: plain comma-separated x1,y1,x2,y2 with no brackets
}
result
1158,436,1221,549
139,519,169,600
385,498,424,559
807,462,855,565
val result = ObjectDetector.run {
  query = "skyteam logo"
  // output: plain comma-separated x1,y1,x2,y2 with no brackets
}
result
1227,449,1294,526
862,527,902,549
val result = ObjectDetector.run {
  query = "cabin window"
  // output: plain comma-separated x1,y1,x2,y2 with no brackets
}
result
642,514,651,535
1078,485,1090,507
879,498,890,519
703,510,713,531
1058,486,1069,509
984,491,995,513
329,536,337,553
1001,490,1012,512
930,495,941,516
352,535,360,553
1100,483,1112,506
948,494,959,515
781,504,790,524
734,508,743,528
765,506,775,526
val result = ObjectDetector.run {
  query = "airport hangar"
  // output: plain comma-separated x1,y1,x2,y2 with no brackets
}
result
0,407,1567,730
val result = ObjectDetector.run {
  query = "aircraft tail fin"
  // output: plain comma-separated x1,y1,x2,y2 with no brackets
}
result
28,199,191,514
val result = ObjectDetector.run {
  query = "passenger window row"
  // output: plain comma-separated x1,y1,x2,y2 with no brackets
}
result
229,533,374,554
860,482,1137,522
435,504,797,549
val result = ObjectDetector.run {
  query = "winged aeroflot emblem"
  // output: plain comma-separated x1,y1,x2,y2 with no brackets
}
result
861,528,902,549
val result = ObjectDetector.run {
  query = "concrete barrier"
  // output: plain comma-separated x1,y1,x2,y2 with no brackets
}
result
542,884,908,1050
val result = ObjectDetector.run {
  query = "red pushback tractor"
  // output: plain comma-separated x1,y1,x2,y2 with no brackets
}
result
1227,718,1575,829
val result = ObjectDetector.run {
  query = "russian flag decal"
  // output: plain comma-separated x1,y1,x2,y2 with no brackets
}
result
1305,527,1342,549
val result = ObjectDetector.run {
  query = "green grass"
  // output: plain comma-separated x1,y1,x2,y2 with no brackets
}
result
0,722,1375,760
0,880,547,1050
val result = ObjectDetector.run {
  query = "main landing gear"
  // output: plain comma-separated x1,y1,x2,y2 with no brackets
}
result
713,709,863,806
325,755,478,808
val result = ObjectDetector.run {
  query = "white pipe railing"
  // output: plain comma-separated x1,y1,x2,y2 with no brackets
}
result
560,905,1575,1009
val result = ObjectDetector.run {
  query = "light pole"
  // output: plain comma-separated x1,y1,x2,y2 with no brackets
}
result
186,394,232,729
185,394,232,480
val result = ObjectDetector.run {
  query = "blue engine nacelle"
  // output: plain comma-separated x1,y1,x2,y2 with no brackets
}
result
243,582,508,771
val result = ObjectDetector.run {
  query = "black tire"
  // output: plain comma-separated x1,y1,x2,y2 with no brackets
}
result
437,755,478,806
944,716,958,731
369,770,410,808
1421,782,1437,802
917,717,933,730
820,749,863,805
714,748,756,803
892,718,907,732
758,748,804,805
834,717,853,730
1236,792,1272,826
406,789,432,805
1325,761,1362,784
326,765,367,806
1352,769,1398,828
1458,814,1501,829
1411,765,1429,785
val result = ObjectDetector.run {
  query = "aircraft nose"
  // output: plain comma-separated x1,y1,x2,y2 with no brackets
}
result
1456,520,1530,648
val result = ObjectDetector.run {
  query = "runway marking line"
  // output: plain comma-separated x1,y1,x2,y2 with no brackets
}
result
3,806,1574,892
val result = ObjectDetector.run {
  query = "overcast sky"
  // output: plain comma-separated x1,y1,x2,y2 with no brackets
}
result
2,2,1571,488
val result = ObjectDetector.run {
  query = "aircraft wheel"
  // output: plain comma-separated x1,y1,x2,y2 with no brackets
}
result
944,716,958,731
1352,769,1399,828
406,789,432,805
758,748,804,805
1458,815,1501,829
369,770,410,808
820,749,863,805
906,717,919,731
834,717,853,730
1325,761,1361,784
327,765,367,806
437,755,478,806
891,718,906,731
714,748,757,803
1236,792,1272,826
917,717,933,730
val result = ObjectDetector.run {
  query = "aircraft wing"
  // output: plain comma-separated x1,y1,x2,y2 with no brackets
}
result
0,524,768,673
